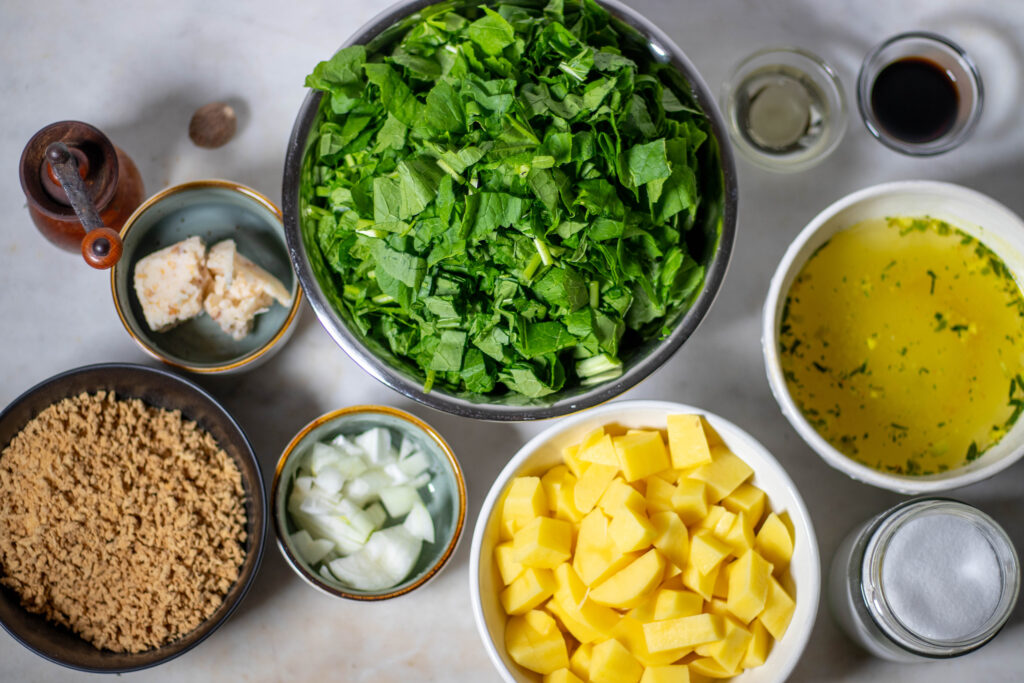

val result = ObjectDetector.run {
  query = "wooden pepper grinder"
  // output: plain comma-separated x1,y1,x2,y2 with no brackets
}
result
19,120,144,269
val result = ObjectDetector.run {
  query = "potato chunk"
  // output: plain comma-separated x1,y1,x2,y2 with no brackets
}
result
688,446,754,502
513,516,572,569
590,638,644,683
506,610,568,674
642,613,725,653
590,549,666,609
666,414,713,469
726,550,773,624
613,431,670,482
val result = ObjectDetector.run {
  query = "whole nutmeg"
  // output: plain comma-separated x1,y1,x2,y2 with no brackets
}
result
189,102,237,149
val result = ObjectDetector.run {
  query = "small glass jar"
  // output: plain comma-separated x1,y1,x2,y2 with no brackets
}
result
829,498,1019,662
721,47,847,172
857,32,983,156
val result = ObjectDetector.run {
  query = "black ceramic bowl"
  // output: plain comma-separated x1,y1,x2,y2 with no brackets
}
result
0,363,266,673
283,0,738,420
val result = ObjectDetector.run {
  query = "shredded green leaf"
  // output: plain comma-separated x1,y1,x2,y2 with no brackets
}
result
301,0,720,398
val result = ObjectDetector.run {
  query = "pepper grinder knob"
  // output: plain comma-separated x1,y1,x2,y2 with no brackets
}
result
44,142,123,270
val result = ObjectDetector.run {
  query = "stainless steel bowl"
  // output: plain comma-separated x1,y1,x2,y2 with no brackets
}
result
282,0,738,420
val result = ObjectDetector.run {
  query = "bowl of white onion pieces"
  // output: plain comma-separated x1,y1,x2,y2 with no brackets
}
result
272,405,466,599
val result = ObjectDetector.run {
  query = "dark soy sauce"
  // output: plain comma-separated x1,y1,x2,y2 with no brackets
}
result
870,58,959,143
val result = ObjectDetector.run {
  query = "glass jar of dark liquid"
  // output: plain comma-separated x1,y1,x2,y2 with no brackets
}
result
857,32,983,156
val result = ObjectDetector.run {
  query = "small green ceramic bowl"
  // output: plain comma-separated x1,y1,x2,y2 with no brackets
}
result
111,180,302,374
272,405,466,600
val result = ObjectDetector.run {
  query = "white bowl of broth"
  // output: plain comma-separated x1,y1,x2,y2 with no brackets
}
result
763,181,1024,493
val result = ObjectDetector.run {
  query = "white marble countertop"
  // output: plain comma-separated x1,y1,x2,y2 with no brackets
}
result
2,0,1024,681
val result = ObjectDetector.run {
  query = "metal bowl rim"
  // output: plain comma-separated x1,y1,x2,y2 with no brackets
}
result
282,0,738,420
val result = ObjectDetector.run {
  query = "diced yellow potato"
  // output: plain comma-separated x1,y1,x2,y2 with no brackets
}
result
653,589,704,621
722,483,766,526
703,598,730,620
755,513,794,572
541,465,572,514
688,657,736,679
650,511,689,570
758,576,796,640
573,509,642,586
548,596,614,644
590,549,666,608
642,613,725,652
496,541,525,585
599,478,646,515
713,561,732,599
609,506,657,553
613,615,691,667
652,468,682,483
742,618,771,669
550,564,621,642
590,638,644,683
514,516,573,569
711,508,738,541
666,414,713,469
689,446,754,503
495,414,796,683
502,476,548,539
704,618,752,672
563,443,590,479
627,591,660,624
695,505,727,531
501,567,556,615
672,479,709,525
726,550,773,624
681,559,719,601
613,431,671,482
570,641,593,681
580,428,619,466
506,610,569,674
545,668,585,683
552,482,585,524
640,664,691,683
645,476,678,513
575,462,619,514
526,607,561,636
542,465,585,524
723,511,755,556
689,531,732,576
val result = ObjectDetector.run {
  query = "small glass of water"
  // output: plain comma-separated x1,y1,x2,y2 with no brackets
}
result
721,47,847,172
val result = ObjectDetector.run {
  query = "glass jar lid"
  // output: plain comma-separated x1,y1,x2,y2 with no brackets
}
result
861,498,1020,658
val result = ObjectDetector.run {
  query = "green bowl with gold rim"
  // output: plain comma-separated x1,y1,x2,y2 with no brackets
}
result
271,405,466,600
111,180,303,374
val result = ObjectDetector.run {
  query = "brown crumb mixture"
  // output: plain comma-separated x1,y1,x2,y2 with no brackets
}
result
0,391,247,653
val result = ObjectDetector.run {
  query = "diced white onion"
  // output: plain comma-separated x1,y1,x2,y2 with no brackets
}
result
355,427,392,465
403,501,435,544
379,485,421,518
364,501,387,530
398,451,431,479
383,462,410,485
313,465,346,495
309,442,344,475
290,529,335,566
288,425,438,591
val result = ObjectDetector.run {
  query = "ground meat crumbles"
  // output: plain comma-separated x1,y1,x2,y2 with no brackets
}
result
0,391,247,653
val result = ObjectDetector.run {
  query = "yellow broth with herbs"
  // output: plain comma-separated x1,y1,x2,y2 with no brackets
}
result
779,216,1024,475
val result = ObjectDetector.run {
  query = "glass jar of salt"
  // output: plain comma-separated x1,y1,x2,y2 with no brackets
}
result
829,498,1019,661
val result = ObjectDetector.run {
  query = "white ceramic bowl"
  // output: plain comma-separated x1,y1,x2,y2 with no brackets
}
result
763,180,1024,494
469,399,820,683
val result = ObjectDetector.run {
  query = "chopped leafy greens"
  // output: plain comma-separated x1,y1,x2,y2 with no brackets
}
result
302,0,717,399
